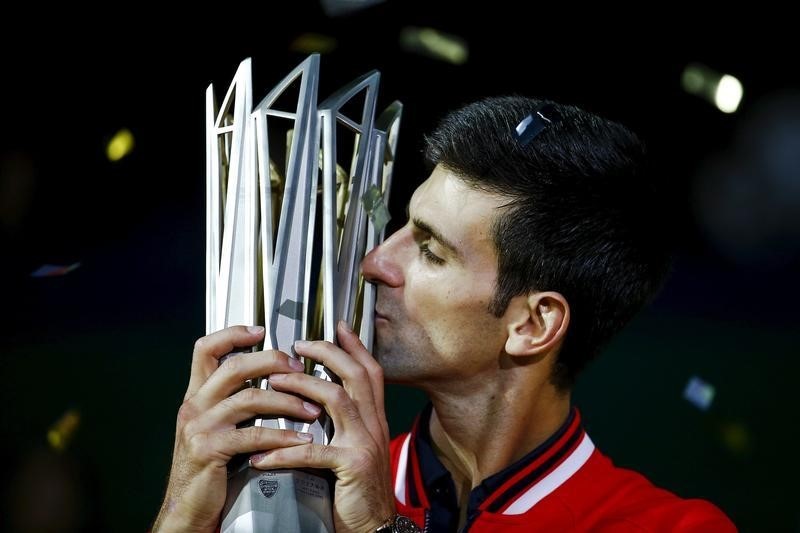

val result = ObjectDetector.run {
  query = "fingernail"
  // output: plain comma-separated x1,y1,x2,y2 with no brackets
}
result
247,325,264,335
288,357,304,371
303,401,321,415
338,320,353,333
297,432,314,442
294,340,311,350
269,373,287,382
249,451,272,465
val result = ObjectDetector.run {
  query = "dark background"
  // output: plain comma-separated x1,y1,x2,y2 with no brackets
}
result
1,4,798,532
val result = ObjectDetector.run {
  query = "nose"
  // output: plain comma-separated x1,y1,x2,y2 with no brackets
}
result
361,228,406,288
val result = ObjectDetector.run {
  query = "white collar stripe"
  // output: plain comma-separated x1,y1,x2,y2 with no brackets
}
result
502,434,595,515
394,433,412,505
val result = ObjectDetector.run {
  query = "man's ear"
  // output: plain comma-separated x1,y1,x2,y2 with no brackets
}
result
504,291,570,357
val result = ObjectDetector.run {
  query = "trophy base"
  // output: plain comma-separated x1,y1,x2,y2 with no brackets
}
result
221,466,334,533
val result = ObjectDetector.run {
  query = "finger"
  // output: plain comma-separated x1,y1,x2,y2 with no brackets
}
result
194,426,314,464
189,387,322,434
336,321,389,438
267,373,372,441
249,444,386,479
249,443,341,471
186,325,266,399
291,339,382,438
191,349,304,411
294,327,386,441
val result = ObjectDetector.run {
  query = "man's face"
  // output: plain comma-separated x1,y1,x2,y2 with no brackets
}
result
360,165,511,386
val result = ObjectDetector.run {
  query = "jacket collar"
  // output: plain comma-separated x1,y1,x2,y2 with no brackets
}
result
394,403,595,516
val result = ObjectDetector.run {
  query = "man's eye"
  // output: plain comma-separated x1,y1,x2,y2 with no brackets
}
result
419,242,445,265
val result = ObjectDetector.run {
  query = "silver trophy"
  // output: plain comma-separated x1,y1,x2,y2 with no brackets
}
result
205,55,401,532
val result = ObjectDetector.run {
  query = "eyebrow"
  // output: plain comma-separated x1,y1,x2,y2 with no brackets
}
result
411,216,461,258
405,201,461,257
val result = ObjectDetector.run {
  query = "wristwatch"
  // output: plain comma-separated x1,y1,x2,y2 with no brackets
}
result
375,514,422,533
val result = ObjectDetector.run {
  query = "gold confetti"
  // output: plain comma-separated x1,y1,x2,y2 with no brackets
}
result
290,33,338,54
47,409,81,453
400,27,468,65
106,128,135,161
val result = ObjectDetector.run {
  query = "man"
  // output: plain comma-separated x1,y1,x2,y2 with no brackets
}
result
154,96,736,532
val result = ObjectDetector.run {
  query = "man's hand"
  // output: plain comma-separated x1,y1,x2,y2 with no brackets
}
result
153,325,320,533
249,321,395,533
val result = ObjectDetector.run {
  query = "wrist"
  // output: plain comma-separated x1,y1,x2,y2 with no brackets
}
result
374,513,421,533
374,514,395,532
153,504,216,533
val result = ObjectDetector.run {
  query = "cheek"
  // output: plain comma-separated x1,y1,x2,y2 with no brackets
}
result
404,265,496,317
401,268,441,322
404,270,496,342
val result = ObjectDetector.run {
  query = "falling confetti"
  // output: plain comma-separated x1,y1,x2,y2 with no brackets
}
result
683,375,716,411
290,33,338,54
106,128,135,161
320,0,385,17
399,26,469,65
30,262,81,277
718,420,752,456
361,184,391,233
47,409,81,452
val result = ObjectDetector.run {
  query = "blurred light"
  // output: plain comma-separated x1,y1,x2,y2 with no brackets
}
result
681,62,743,113
681,67,704,94
9,448,86,531
400,26,469,65
692,91,800,268
715,75,744,113
719,420,752,456
290,33,338,54
31,262,81,277
47,409,81,452
0,152,36,234
683,375,715,411
106,128,135,161
320,0,385,16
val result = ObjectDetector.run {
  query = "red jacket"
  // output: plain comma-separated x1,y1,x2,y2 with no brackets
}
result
389,406,736,532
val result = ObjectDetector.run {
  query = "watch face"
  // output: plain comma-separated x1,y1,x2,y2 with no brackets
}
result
394,515,422,533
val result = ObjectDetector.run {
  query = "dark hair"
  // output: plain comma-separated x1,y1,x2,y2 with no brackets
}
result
424,95,672,389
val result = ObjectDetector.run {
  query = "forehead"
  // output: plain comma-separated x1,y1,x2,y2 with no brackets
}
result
409,165,506,255
410,165,504,217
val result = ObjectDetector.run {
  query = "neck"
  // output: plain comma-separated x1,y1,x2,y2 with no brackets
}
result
424,362,570,502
